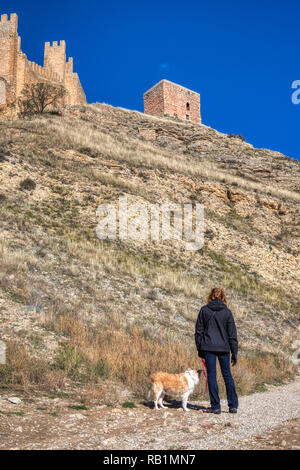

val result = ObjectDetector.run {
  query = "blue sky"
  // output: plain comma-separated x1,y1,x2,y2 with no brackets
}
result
2,0,300,160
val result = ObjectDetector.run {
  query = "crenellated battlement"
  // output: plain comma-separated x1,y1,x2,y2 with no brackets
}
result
45,40,66,50
66,57,73,74
0,13,18,26
44,39,67,80
0,12,18,37
27,60,63,83
0,12,86,113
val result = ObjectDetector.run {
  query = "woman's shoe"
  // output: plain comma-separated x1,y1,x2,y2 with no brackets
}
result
204,407,221,414
229,408,237,413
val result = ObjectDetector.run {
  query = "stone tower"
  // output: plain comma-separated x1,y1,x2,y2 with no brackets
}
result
143,79,201,124
0,13,19,106
0,13,86,114
44,41,67,81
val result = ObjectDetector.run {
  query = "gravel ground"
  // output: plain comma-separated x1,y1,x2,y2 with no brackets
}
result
184,379,300,449
0,378,299,449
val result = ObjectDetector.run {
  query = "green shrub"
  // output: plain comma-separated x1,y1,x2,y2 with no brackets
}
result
68,405,89,411
227,133,246,142
121,401,136,408
19,178,36,191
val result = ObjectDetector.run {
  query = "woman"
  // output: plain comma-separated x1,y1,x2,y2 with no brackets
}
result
195,287,238,414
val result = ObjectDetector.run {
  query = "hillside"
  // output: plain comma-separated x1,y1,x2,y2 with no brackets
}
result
0,104,299,406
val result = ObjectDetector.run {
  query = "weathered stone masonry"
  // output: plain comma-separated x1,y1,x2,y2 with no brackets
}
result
0,13,86,114
144,79,201,124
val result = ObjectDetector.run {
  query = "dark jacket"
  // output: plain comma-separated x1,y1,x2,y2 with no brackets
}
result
195,299,238,357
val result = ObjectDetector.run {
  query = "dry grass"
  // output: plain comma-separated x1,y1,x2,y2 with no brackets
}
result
0,341,66,393
47,313,199,396
0,317,296,401
36,114,300,203
44,314,296,399
62,236,291,309
0,222,293,330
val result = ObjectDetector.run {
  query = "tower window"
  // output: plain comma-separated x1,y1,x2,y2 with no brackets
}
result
186,115,190,120
186,102,190,111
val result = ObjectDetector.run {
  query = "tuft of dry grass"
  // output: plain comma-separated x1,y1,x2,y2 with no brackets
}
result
0,341,66,393
47,314,200,396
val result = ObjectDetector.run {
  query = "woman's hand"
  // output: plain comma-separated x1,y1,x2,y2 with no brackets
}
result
198,349,205,358
231,353,237,366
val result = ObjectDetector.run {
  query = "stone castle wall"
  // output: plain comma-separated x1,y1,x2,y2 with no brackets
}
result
144,80,201,124
0,13,86,115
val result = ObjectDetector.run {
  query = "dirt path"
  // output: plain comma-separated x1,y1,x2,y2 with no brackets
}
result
0,379,299,450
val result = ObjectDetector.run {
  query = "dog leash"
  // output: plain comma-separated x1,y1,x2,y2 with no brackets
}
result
201,358,208,392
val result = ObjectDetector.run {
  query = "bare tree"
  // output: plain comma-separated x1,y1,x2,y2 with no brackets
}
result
18,82,66,116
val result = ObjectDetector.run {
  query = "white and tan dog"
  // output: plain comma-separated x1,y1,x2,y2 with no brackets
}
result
148,369,202,411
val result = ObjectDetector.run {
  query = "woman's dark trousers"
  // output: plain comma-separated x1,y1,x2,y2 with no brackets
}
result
204,351,238,410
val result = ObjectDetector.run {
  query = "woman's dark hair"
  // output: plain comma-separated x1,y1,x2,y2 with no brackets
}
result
207,287,227,305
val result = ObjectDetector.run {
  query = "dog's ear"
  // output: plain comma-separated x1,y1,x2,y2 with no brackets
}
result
197,369,203,376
